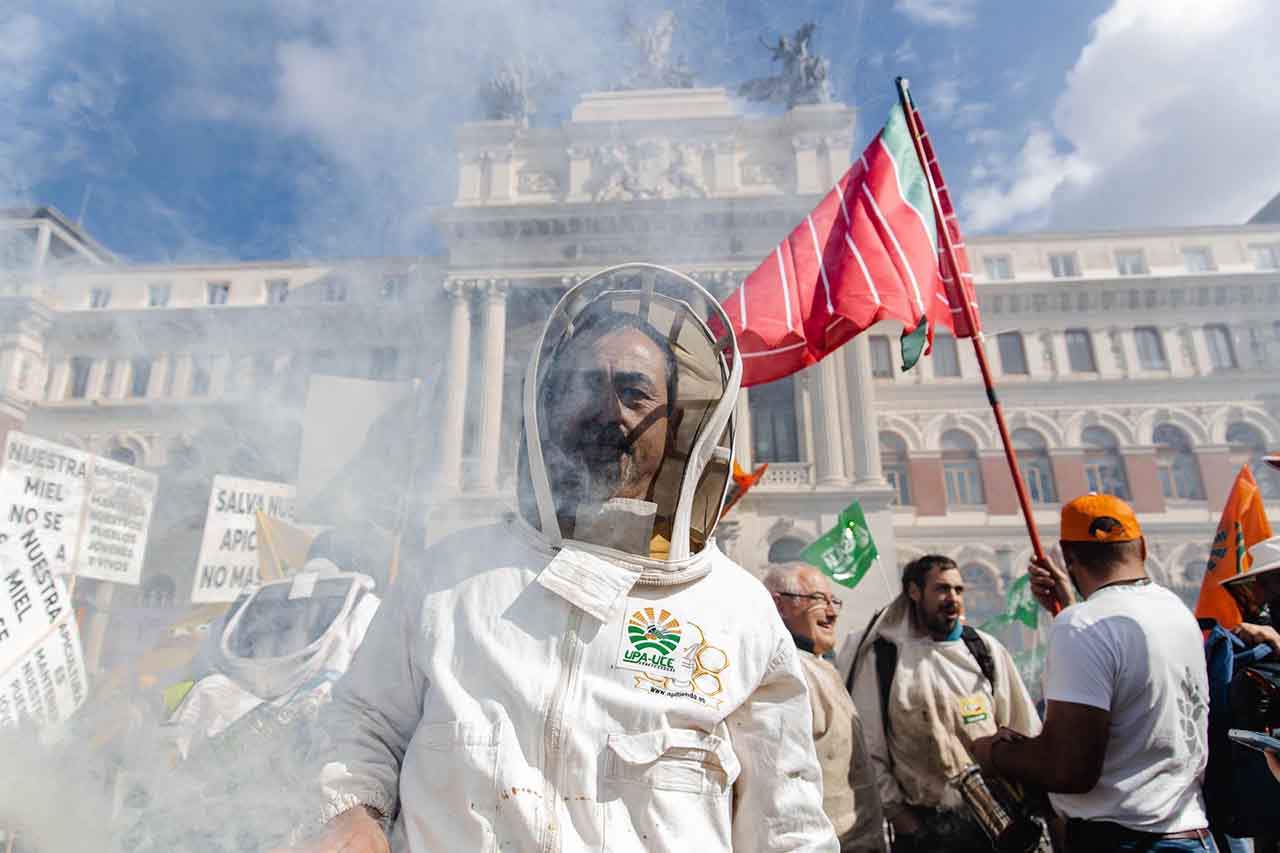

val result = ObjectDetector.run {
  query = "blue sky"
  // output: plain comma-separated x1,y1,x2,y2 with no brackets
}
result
3,0,1277,263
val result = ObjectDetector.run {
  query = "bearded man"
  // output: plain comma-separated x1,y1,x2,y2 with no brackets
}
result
839,555,1039,853
285,265,835,852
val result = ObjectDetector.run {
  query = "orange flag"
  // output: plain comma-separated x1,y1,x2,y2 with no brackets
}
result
719,462,769,521
1194,465,1273,629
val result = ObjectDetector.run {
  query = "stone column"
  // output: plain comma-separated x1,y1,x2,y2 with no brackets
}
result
792,135,823,194
86,358,107,400
1027,331,1055,381
152,354,171,397
1048,330,1071,378
1118,328,1141,377
1096,327,1126,379
1163,326,1194,377
845,336,884,485
488,149,515,203
735,388,753,470
475,279,509,492
171,354,193,398
455,153,485,204
439,280,473,489
813,357,848,486
47,358,70,402
711,140,739,194
567,145,593,201
1188,326,1214,374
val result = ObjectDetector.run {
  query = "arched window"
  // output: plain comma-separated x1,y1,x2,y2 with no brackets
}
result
880,432,911,506
1082,426,1130,499
750,376,801,463
1012,429,1057,504
767,536,807,564
941,430,985,506
108,445,138,467
960,563,1003,628
1227,422,1280,499
1154,424,1204,500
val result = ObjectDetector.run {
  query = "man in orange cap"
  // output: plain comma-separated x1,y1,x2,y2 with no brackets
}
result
971,494,1215,852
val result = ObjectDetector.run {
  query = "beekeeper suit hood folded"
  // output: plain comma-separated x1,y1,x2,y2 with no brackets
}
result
519,263,741,563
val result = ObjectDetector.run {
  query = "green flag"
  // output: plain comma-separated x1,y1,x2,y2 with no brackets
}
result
979,574,1040,633
801,501,878,589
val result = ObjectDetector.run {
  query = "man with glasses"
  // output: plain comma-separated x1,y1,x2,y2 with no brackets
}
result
842,555,1040,852
766,563,888,853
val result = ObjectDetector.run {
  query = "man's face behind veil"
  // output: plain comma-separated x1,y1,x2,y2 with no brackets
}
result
543,324,672,516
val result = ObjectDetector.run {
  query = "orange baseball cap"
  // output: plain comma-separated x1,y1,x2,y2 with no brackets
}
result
1060,493,1143,543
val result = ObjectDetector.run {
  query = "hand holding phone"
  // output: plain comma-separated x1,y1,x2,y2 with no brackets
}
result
1228,728,1280,753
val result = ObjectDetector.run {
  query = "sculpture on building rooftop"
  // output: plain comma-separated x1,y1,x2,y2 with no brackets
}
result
738,22,833,108
618,11,694,90
481,59,562,123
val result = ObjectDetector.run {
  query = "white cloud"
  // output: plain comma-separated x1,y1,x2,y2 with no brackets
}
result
892,38,918,65
927,79,960,120
964,0,1280,231
893,0,977,28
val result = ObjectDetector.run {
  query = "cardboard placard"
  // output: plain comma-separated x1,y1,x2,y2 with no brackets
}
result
193,476,296,603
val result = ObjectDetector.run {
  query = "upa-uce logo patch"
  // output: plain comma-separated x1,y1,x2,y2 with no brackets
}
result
621,607,684,675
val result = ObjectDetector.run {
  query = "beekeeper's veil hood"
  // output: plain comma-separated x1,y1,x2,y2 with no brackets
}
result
519,264,741,562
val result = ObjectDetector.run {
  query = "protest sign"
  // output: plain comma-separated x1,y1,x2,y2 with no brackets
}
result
0,432,89,576
0,528,88,732
0,432,157,585
77,453,158,585
193,476,297,603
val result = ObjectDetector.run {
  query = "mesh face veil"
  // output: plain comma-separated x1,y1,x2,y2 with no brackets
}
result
519,264,742,562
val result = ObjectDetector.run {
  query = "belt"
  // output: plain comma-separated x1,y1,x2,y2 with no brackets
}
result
1066,819,1210,844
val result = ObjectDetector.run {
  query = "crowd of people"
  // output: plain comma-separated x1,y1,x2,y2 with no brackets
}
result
23,267,1270,853
253,269,1277,853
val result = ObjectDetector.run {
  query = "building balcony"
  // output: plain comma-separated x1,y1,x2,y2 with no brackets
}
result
756,461,814,490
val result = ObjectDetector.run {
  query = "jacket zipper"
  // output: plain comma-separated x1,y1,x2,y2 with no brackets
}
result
541,605,585,853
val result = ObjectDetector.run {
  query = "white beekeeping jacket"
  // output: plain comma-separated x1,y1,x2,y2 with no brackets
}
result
317,265,835,852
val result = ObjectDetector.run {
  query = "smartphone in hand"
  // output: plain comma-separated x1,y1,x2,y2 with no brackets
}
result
1228,728,1280,753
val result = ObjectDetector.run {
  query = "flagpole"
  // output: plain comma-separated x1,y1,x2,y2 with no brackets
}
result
894,77,1058,614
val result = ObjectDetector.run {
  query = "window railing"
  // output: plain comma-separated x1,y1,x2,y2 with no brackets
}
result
757,462,814,489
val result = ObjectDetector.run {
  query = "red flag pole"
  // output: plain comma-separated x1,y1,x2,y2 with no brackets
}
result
894,77,1058,613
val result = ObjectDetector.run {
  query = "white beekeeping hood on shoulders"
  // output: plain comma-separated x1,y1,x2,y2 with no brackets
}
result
519,263,741,562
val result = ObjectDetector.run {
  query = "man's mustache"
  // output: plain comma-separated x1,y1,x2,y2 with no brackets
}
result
564,422,634,458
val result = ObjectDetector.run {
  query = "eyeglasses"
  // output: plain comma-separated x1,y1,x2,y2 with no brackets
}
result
778,592,843,611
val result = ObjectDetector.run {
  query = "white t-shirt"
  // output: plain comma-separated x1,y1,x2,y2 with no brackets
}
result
1043,581,1209,833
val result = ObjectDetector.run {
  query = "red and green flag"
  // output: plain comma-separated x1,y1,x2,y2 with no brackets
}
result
719,102,978,387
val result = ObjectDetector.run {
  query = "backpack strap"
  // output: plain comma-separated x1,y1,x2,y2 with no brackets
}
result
873,637,899,737
961,625,998,692
845,606,886,694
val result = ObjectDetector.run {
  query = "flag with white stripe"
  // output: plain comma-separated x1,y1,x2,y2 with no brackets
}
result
912,105,979,339
718,103,978,387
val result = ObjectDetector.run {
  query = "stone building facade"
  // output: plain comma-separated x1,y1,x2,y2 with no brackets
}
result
2,87,1278,653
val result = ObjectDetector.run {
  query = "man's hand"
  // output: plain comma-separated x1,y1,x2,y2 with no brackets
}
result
1266,749,1280,784
1028,556,1073,613
971,727,1025,777
268,806,389,853
1234,622,1280,658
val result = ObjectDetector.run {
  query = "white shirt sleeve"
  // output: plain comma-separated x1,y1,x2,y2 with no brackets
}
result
1043,617,1116,712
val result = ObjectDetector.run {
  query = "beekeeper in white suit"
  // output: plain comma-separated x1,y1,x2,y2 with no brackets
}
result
288,264,835,853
